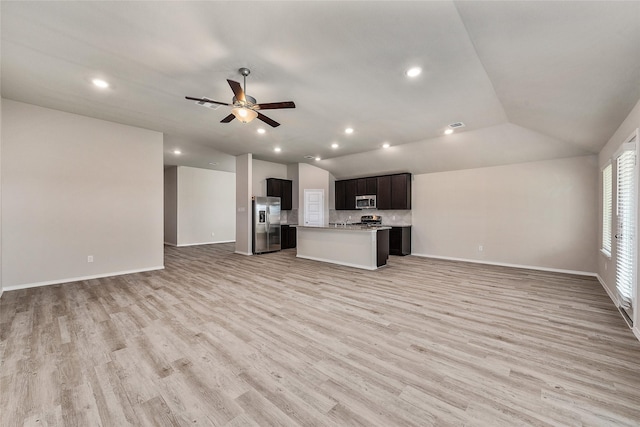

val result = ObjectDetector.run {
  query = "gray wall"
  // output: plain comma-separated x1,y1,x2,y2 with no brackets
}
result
412,155,598,274
164,166,178,245
0,97,3,296
252,159,287,197
298,163,330,226
2,100,164,289
176,166,235,245
235,154,252,255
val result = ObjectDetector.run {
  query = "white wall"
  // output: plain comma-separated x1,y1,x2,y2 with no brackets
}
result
0,97,3,296
1,100,164,289
412,155,598,274
252,159,287,197
176,166,235,245
298,163,330,226
164,166,178,245
597,98,640,335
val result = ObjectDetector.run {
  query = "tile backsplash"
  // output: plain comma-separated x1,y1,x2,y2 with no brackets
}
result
329,209,411,226
281,209,298,225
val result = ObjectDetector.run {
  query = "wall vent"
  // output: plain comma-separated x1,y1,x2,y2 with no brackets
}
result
449,122,466,129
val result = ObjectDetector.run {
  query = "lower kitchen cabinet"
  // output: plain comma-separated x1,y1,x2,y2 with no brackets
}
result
390,226,411,256
281,225,297,249
376,228,390,267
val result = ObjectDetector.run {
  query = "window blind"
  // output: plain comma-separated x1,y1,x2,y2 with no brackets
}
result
616,147,636,309
602,164,612,254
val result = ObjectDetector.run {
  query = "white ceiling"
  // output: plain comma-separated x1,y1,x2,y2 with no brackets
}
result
2,1,639,179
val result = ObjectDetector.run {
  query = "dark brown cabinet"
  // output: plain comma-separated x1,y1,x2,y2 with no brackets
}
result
376,175,392,210
334,173,410,210
391,173,411,210
390,226,411,256
266,178,293,211
334,180,346,210
281,225,297,249
376,228,390,267
357,177,377,195
344,179,357,210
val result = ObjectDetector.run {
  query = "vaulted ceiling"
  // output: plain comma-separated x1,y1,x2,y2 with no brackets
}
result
2,1,639,178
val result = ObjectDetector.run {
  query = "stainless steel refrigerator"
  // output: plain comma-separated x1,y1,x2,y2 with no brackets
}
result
252,196,281,254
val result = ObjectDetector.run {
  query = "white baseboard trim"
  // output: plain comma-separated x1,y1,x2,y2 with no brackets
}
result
596,275,639,342
234,251,253,256
1,266,165,292
596,274,619,305
176,240,235,247
411,253,597,277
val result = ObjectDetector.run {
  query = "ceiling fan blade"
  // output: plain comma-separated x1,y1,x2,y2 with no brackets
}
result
185,96,229,106
221,114,235,123
256,101,296,110
257,112,280,128
227,80,245,102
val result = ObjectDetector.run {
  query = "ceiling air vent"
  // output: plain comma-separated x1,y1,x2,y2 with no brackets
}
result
195,97,221,110
303,155,315,159
448,122,466,129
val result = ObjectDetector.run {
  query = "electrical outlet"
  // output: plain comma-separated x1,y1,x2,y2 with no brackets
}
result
87,255,94,263
211,232,215,237
393,215,396,220
348,215,351,219
478,245,483,252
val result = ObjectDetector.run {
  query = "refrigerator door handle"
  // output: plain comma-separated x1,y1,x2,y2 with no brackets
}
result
266,205,270,227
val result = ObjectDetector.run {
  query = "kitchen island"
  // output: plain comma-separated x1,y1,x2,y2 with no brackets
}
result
294,225,390,270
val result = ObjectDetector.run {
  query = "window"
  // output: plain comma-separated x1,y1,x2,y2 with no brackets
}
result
602,163,612,255
615,130,637,317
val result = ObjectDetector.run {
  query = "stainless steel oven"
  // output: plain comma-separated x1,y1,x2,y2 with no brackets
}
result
355,195,376,209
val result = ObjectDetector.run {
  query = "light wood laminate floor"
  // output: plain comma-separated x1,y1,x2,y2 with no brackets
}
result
1,244,639,426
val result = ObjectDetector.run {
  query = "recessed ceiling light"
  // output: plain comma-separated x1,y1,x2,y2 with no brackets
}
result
406,67,422,78
331,143,339,149
315,157,321,161
382,143,390,149
274,147,281,153
92,78,109,89
345,128,354,134
444,129,454,135
173,149,181,155
257,128,266,134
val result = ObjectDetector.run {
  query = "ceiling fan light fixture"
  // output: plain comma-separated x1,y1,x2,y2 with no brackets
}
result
231,106,258,123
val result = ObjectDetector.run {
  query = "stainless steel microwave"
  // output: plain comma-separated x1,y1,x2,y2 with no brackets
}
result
356,195,376,209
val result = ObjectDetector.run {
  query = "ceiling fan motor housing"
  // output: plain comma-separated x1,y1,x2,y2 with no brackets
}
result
234,95,257,109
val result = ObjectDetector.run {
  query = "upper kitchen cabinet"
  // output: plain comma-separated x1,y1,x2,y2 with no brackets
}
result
334,180,346,210
344,179,357,210
391,173,411,210
266,178,293,210
335,173,411,210
357,177,377,196
376,175,391,210
334,178,356,210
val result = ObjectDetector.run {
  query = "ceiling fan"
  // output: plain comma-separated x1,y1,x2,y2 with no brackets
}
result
185,68,295,128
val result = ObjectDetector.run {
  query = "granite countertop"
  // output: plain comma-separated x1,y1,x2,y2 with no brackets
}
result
294,224,391,231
